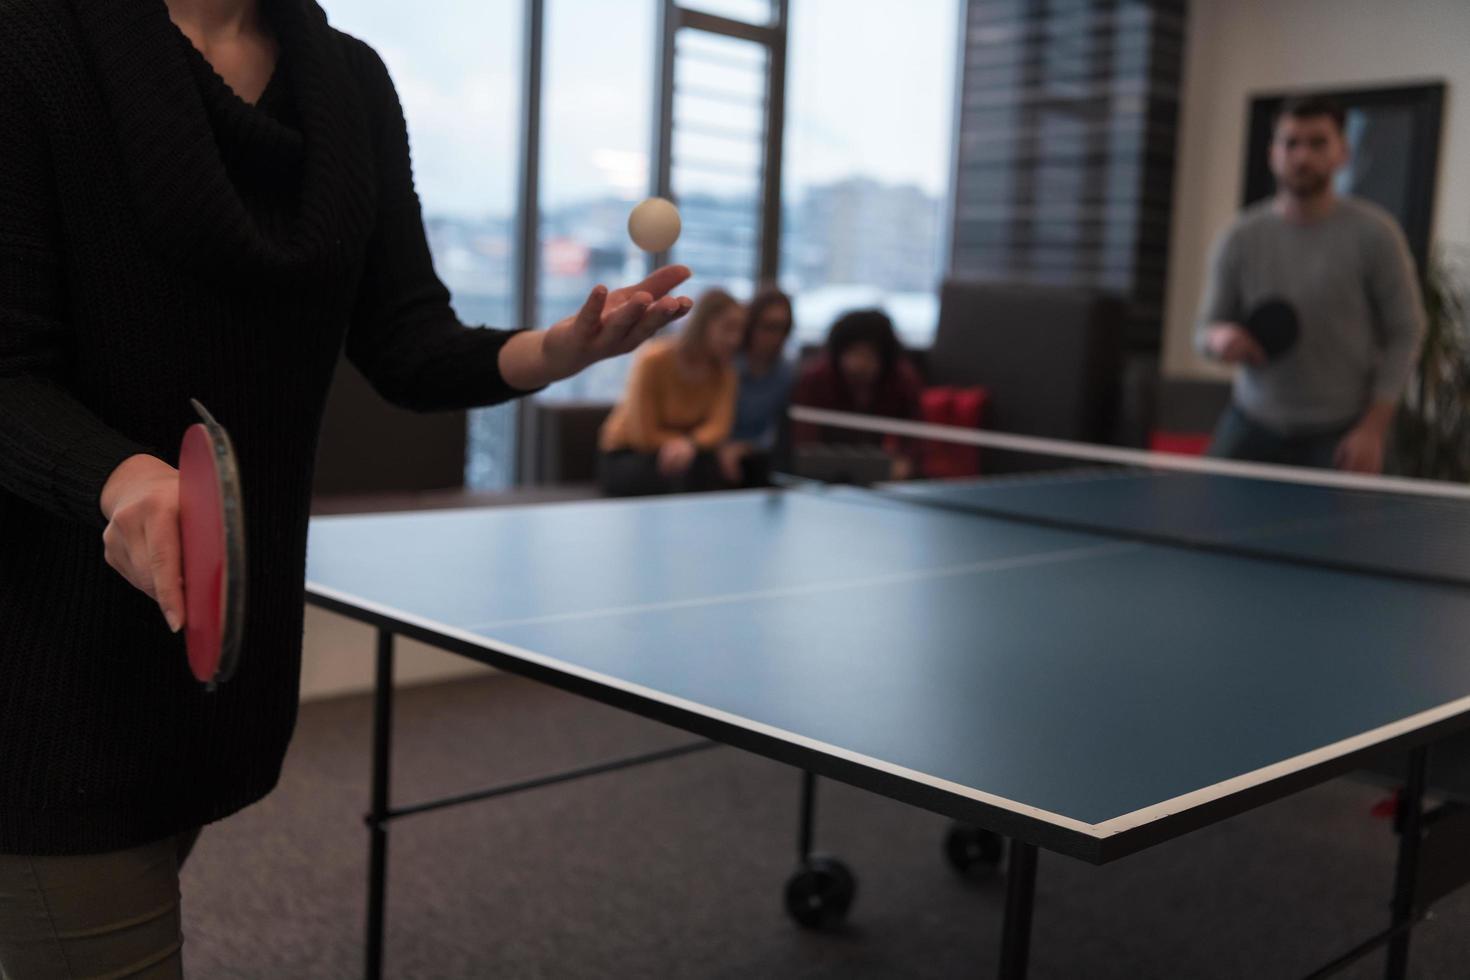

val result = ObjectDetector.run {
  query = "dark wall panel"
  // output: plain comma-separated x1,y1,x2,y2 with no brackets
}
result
951,0,1186,349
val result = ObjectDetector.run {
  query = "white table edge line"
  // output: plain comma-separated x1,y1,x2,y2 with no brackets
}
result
1092,692,1470,836
454,542,1138,632
308,488,781,523
301,581,1109,840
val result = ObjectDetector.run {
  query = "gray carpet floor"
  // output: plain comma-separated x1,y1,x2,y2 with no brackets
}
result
179,674,1470,979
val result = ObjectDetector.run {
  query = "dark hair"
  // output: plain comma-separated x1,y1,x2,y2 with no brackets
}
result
826,308,900,378
743,287,793,351
1274,95,1346,134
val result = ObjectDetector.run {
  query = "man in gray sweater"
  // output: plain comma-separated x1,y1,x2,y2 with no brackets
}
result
1196,96,1424,473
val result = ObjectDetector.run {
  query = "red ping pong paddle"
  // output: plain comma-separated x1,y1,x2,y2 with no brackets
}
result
179,398,246,690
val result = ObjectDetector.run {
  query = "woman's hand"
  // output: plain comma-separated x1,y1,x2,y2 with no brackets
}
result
99,454,186,633
657,437,698,478
718,442,748,484
503,265,695,390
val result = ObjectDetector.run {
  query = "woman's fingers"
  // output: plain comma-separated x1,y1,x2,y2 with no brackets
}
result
617,296,693,353
98,457,189,633
618,264,691,303
144,516,185,633
102,495,184,632
598,291,653,346
573,286,691,363
572,285,608,343
103,522,153,598
637,295,683,325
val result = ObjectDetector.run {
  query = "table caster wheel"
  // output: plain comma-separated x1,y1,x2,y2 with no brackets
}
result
784,854,857,929
944,822,1004,875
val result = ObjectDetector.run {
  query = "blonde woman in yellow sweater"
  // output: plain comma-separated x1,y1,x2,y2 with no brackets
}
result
599,289,747,495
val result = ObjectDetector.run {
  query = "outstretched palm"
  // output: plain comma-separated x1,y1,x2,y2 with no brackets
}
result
541,265,694,381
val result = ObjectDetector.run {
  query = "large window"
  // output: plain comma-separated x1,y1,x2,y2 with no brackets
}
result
322,0,963,488
667,27,769,300
681,0,773,23
538,1,785,403
323,0,522,488
534,0,658,403
781,0,960,349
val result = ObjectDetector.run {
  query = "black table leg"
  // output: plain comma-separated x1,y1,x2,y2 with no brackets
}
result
999,840,1038,980
1384,745,1429,980
798,770,817,862
364,629,395,980
784,771,857,928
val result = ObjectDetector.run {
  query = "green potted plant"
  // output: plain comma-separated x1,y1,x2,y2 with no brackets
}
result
1393,246,1470,482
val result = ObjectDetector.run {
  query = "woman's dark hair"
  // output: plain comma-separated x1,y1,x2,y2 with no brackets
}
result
826,308,901,377
743,287,793,350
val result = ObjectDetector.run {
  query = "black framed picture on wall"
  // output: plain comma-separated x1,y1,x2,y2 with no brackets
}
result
1241,82,1445,271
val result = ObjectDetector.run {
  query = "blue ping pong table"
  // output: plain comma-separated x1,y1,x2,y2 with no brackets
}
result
304,471,1470,979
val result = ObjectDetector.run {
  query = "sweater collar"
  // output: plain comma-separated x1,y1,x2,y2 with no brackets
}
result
70,0,376,283
179,30,304,187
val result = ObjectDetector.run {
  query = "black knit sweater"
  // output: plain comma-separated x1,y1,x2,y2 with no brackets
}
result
0,0,528,855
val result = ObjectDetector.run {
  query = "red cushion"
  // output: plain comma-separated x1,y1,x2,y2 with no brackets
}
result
920,386,989,477
1149,431,1212,456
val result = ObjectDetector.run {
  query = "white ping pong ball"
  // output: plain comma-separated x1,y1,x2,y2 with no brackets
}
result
628,197,682,252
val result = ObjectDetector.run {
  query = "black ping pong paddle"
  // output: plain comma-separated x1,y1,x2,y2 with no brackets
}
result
1244,298,1300,361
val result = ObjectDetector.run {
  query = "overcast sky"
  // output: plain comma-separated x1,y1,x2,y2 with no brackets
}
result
322,0,959,216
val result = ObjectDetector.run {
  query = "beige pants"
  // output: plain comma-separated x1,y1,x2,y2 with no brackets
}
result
0,830,198,980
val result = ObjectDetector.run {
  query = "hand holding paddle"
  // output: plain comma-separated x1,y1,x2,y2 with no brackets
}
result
101,454,188,632
1243,298,1300,361
1205,324,1268,366
1207,298,1300,367
101,400,245,690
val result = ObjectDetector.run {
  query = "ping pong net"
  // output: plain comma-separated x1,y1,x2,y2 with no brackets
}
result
782,406,1470,590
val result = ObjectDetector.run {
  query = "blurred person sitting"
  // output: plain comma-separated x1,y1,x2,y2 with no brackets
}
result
792,308,923,479
1196,96,1424,473
599,289,747,496
722,288,796,487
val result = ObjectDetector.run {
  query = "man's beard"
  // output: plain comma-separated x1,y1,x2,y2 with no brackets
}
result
1281,169,1332,199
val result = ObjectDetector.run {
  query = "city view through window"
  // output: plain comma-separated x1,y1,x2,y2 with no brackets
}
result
325,0,957,484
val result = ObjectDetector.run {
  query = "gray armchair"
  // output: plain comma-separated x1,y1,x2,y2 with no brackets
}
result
930,280,1127,471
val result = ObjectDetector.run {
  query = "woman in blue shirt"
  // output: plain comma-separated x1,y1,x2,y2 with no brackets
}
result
722,288,796,486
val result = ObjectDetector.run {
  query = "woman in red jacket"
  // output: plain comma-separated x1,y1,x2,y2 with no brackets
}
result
791,308,923,478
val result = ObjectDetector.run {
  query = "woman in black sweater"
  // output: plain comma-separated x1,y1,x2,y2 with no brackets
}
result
0,0,691,973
